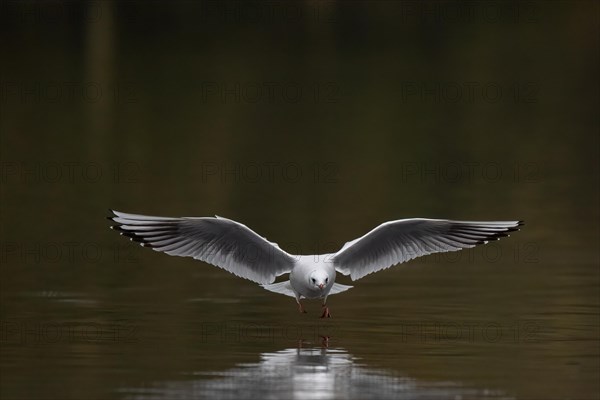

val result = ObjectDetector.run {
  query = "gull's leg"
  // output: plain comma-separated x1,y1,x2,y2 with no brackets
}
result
298,302,307,314
320,296,331,318
295,294,307,314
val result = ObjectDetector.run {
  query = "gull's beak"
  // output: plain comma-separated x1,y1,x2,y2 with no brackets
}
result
318,283,324,289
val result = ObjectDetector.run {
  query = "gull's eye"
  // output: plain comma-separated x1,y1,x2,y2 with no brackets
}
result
325,278,328,283
311,278,316,283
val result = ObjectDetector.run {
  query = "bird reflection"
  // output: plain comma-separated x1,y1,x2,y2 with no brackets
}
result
122,344,510,400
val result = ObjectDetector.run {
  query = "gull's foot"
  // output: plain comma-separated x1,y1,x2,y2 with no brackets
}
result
320,305,331,318
298,303,307,314
320,335,330,348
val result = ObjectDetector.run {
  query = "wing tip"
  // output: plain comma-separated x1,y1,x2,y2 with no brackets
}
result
509,220,525,232
107,209,122,222
111,225,148,246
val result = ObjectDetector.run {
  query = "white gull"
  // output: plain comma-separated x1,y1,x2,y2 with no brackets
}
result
109,210,523,318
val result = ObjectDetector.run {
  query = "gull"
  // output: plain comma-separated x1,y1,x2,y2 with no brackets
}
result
108,210,523,318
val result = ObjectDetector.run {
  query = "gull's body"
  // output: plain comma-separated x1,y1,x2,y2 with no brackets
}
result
109,210,523,317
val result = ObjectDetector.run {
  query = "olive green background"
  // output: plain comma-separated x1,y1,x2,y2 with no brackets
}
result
1,1,598,399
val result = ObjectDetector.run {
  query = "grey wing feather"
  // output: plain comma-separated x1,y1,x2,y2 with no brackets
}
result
261,280,296,297
109,210,295,284
329,283,353,295
333,218,523,281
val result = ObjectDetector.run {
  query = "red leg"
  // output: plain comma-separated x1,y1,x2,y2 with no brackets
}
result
297,301,307,314
320,304,331,318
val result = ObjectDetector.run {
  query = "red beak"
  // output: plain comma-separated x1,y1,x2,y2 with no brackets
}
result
318,284,324,289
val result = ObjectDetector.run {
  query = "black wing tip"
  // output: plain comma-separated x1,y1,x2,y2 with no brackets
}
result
108,210,154,248
509,220,525,232
451,221,523,245
107,209,119,222
110,224,155,247
129,236,146,244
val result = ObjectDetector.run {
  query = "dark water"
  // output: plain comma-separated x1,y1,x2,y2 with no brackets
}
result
1,1,599,399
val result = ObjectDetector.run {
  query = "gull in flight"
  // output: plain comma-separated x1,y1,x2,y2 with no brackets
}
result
108,210,523,318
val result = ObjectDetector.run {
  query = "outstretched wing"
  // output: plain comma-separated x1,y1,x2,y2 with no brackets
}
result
109,210,296,284
332,219,523,281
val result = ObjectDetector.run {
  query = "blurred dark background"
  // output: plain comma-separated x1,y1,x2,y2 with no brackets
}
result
1,1,598,399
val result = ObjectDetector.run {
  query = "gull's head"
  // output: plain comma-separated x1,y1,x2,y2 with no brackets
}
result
309,270,329,290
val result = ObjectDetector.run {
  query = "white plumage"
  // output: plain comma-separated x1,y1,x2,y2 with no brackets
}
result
109,210,523,317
